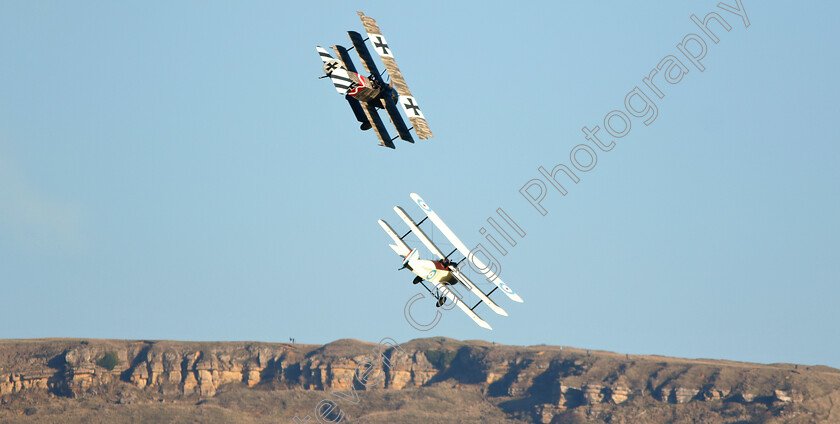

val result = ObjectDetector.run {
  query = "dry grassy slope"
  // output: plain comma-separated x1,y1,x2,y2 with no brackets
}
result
0,337,837,424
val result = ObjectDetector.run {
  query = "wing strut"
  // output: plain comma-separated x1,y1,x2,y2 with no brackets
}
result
397,204,509,317
409,193,524,303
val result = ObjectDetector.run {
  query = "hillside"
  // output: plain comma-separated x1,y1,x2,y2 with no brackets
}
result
0,338,838,423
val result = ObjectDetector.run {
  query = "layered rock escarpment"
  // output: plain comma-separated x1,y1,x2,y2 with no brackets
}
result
0,338,838,423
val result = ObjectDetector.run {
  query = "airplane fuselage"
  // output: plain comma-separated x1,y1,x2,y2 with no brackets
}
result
407,258,454,284
345,72,381,102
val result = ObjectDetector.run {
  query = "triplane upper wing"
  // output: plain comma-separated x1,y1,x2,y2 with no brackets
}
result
357,12,433,140
316,12,433,149
410,193,524,303
379,194,523,330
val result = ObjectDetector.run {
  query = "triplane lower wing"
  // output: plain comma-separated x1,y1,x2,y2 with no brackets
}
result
379,194,523,330
316,11,433,149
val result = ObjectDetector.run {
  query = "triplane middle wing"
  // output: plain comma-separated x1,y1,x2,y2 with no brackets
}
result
379,194,523,330
316,11,433,149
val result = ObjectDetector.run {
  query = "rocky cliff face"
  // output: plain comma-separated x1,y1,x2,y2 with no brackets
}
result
0,338,838,423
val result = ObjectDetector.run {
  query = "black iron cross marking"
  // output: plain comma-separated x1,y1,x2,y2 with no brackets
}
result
373,35,390,55
325,62,339,73
403,97,420,116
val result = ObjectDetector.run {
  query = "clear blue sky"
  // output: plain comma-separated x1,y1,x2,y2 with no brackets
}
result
1,1,838,368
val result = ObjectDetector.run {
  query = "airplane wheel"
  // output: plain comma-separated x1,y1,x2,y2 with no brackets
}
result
436,297,446,307
413,276,423,285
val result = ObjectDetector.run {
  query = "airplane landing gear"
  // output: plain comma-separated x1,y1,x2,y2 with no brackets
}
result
412,276,422,285
435,297,446,307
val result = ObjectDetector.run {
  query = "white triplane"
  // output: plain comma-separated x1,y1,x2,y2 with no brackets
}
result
378,193,524,330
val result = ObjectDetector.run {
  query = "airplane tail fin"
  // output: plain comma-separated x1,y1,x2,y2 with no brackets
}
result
401,248,418,268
